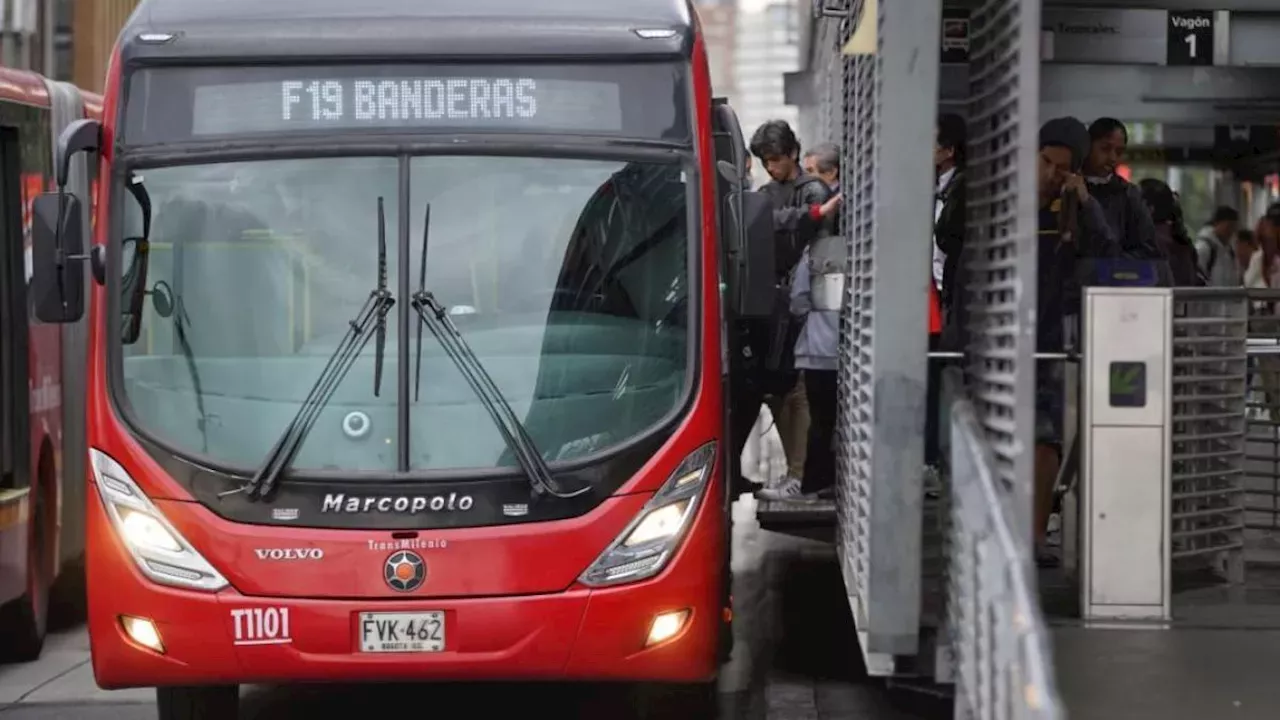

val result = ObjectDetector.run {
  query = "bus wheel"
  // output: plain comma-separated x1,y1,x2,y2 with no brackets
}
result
156,686,240,720
0,489,50,662
631,681,718,719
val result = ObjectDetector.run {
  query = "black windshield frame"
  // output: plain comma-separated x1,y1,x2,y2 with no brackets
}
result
105,142,702,482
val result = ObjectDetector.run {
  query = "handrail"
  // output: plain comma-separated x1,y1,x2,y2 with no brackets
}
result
946,368,1065,720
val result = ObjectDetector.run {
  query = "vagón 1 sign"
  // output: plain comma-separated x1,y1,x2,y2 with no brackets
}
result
1166,10,1214,66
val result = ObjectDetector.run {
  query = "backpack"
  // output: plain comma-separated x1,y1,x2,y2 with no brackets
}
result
775,174,832,277
1203,238,1218,280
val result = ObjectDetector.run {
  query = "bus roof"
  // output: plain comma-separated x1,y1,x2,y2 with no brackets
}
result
121,0,696,64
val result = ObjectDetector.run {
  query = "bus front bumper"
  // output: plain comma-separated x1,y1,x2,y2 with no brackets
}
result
86,522,721,688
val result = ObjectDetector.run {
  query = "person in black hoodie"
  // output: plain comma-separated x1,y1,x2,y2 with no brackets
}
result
1034,117,1121,564
1083,117,1163,263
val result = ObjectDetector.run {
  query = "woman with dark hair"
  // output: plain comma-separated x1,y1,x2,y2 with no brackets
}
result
1247,207,1280,420
1084,118,1163,261
1245,206,1280,290
1138,178,1200,285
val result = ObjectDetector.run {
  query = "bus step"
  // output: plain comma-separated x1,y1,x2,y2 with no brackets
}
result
755,499,836,542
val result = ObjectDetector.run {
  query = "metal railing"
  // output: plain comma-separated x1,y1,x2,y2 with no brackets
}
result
1245,289,1280,533
945,369,1064,720
1170,290,1249,580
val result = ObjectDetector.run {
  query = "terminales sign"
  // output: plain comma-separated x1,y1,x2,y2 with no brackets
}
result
281,77,539,124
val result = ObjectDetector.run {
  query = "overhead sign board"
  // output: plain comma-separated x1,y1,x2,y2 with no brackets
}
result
1041,8,1165,65
1166,10,1215,66
1041,8,1219,66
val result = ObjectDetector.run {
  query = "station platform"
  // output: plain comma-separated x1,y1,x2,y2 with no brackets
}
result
1040,535,1280,720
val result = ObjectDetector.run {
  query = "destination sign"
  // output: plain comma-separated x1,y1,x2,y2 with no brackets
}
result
281,78,538,124
194,76,617,136
124,64,689,145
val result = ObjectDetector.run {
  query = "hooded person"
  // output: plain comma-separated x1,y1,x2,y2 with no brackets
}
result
1032,116,1121,565
1036,116,1121,350
1083,118,1163,262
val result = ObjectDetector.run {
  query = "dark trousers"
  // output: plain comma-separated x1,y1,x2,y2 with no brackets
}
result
802,369,838,494
924,333,942,467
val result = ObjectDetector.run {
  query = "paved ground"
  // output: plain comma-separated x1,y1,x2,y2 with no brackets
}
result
0,496,951,719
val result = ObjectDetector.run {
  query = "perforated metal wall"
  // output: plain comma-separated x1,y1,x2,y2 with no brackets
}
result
832,0,940,659
836,8,876,631
960,0,1040,536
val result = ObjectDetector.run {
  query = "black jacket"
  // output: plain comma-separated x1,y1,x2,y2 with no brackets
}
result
1037,195,1122,351
756,173,834,376
934,170,965,310
942,194,1121,353
1088,176,1163,261
760,173,835,280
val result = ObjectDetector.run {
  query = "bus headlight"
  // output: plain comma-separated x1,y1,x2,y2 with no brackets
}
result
579,442,717,588
90,449,229,592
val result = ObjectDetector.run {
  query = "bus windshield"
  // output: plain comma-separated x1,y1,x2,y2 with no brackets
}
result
116,155,692,473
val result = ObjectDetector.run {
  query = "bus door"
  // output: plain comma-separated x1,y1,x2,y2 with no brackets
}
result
0,121,32,602
710,98,777,493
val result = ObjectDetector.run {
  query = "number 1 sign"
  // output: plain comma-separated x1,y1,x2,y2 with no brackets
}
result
1166,10,1214,66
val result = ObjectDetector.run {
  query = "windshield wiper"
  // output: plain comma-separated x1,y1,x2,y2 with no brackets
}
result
410,205,588,500
170,294,209,453
242,197,394,501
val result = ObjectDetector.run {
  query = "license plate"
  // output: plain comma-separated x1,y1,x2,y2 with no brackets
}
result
357,611,446,653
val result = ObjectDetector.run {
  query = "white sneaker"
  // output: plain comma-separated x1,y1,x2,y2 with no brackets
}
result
756,477,804,501
1045,512,1062,548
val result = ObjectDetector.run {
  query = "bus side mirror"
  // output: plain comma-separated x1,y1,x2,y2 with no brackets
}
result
55,119,101,188
725,190,777,319
31,193,86,323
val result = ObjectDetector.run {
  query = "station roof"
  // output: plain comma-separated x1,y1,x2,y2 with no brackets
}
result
121,0,696,64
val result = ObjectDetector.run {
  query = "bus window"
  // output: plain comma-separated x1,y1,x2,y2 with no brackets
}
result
406,156,690,469
117,158,402,471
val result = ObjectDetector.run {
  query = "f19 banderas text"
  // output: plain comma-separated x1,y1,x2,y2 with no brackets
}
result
281,78,538,123
321,493,475,514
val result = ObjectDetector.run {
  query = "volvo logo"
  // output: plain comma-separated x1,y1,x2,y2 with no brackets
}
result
254,548,324,560
342,411,372,439
384,550,426,592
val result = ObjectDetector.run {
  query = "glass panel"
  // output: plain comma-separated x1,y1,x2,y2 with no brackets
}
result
405,156,690,469
119,157,401,471
115,155,692,473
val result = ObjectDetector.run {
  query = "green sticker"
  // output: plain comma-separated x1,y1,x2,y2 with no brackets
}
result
1109,361,1146,408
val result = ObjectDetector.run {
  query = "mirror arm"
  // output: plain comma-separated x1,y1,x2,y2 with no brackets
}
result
90,246,107,285
125,173,152,238
55,119,102,189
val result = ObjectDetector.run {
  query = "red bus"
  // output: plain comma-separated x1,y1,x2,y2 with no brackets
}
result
29,0,775,716
0,67,100,662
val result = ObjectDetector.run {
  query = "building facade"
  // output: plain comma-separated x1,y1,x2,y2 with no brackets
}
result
71,0,139,92
734,0,802,183
0,0,57,75
694,1,737,101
